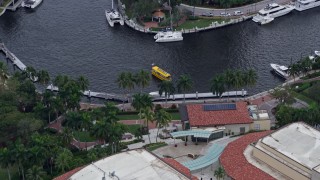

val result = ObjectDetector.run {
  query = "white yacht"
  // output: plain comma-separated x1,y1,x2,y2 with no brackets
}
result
253,3,294,24
270,63,289,79
295,0,320,11
154,31,183,43
105,0,124,27
21,0,42,9
309,50,320,60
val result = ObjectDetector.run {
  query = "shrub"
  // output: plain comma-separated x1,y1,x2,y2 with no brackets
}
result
155,104,162,111
170,104,177,109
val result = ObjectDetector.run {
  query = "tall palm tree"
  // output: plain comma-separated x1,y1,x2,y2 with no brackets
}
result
26,165,46,180
81,112,92,150
12,140,28,180
246,69,258,87
91,118,110,146
77,75,89,92
117,72,135,107
158,80,175,105
224,69,234,101
214,166,226,180
135,70,150,92
139,107,155,144
155,109,172,143
37,70,50,86
210,74,226,99
53,75,69,89
55,148,73,173
60,127,73,147
0,148,13,180
132,93,153,114
233,70,244,96
25,66,37,81
177,74,193,103
0,62,8,86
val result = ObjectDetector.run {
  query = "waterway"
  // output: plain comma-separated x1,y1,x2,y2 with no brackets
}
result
0,0,319,95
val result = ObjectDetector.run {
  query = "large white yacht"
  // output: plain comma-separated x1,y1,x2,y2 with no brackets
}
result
270,63,289,79
154,31,183,43
21,0,42,9
105,0,124,27
295,0,320,11
253,3,294,24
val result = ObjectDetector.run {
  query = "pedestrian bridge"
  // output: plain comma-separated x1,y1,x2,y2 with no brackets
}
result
181,143,225,171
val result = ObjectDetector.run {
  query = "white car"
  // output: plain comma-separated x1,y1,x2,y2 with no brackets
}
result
234,10,243,16
220,12,231,16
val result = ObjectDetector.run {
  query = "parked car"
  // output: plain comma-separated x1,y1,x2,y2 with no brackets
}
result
201,12,214,17
220,12,231,16
234,10,244,16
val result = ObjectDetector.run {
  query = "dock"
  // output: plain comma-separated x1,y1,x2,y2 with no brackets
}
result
150,90,248,101
46,84,127,102
0,43,27,71
6,0,23,11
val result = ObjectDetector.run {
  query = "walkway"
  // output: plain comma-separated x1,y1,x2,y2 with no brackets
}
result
180,0,291,16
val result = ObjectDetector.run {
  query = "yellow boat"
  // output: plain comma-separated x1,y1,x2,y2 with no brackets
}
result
151,65,171,81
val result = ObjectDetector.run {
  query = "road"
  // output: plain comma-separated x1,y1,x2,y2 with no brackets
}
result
179,0,291,17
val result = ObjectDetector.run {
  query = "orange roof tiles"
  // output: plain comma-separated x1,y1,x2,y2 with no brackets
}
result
220,131,275,180
53,167,84,180
162,158,198,180
187,102,253,127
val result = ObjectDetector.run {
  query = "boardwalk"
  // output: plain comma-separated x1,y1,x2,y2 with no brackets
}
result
0,43,27,71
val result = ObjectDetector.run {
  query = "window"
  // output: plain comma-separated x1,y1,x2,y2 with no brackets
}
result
240,127,245,134
254,124,261,131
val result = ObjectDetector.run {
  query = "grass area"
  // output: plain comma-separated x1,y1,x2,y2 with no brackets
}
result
0,166,19,180
176,17,230,30
73,131,96,142
127,124,140,134
117,112,181,120
301,71,320,80
290,90,317,105
144,142,167,151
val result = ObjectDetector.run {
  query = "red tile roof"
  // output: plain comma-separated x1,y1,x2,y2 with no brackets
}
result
220,131,275,180
187,102,253,127
162,158,198,180
53,167,84,180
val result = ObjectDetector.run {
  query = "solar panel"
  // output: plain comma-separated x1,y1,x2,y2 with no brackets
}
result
203,103,236,111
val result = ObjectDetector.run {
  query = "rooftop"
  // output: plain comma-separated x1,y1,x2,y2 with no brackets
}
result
261,122,320,169
187,102,252,127
220,131,274,180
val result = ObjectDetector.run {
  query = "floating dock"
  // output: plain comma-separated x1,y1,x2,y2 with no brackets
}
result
0,43,27,71
150,90,248,101
46,84,127,102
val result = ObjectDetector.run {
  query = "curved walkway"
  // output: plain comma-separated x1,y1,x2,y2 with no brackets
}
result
220,131,274,180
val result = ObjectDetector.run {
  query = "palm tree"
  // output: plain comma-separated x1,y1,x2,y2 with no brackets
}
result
25,66,37,81
0,148,13,180
77,75,89,92
155,109,172,142
0,62,8,86
177,75,193,103
26,166,46,180
81,112,93,150
91,118,110,146
210,74,226,99
12,140,28,180
135,70,150,92
53,75,69,89
55,148,73,173
233,70,244,96
60,127,73,147
139,107,155,144
37,70,50,86
132,93,153,120
214,166,226,180
158,80,175,106
224,69,235,100
246,69,258,87
117,72,135,107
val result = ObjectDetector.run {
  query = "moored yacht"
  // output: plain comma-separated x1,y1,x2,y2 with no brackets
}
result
253,3,294,24
154,31,183,43
105,0,124,27
21,0,42,9
295,0,320,11
309,50,320,60
270,63,289,79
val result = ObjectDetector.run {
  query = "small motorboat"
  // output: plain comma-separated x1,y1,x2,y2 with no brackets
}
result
270,63,289,79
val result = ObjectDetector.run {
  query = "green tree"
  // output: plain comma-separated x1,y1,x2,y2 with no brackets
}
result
26,165,46,180
60,127,73,147
155,109,172,142
288,64,300,82
158,80,175,105
177,75,193,103
135,70,150,92
132,93,153,125
233,70,244,96
55,148,73,173
0,148,13,180
270,86,295,104
117,72,135,107
139,107,155,144
91,118,110,146
77,75,89,92
214,166,226,180
0,62,8,86
246,69,258,87
37,70,50,86
210,74,225,98
224,69,235,101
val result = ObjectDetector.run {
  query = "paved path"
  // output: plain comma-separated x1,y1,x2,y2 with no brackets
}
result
180,0,291,16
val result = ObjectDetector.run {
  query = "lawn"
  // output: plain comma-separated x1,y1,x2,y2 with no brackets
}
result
127,124,140,134
291,80,320,105
176,17,230,30
145,142,167,151
73,131,96,142
117,112,181,120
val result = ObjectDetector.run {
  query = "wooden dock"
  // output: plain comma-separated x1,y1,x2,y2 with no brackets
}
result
0,43,27,71
46,84,127,102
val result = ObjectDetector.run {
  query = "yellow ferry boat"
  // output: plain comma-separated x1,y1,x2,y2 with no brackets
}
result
151,65,171,81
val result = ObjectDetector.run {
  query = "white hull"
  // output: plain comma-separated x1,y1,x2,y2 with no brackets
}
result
295,1,320,11
155,37,183,42
105,10,124,27
270,63,289,79
260,17,274,25
154,31,183,43
21,0,42,8
253,5,294,24
315,51,320,56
